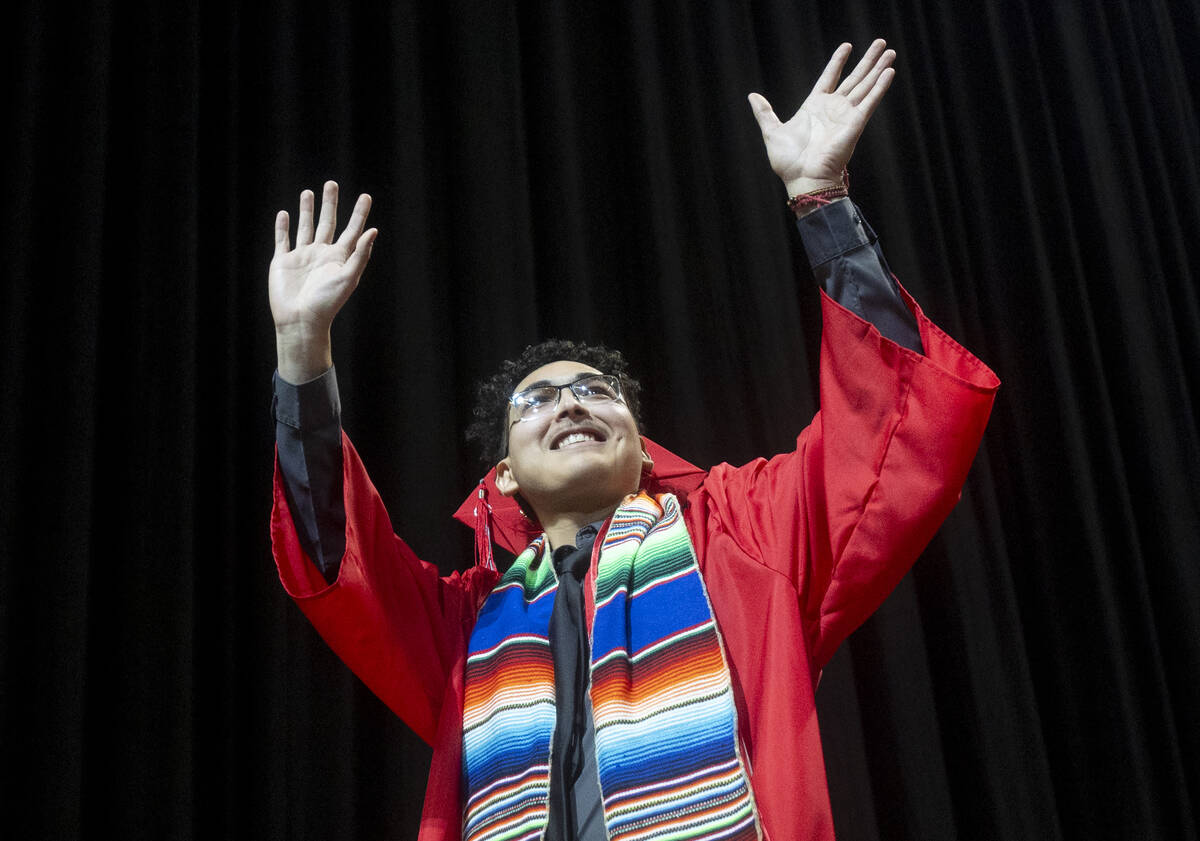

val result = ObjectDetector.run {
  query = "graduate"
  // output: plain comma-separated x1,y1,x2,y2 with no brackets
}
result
268,40,998,841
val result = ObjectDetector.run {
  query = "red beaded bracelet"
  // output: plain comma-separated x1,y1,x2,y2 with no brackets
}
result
787,169,850,215
787,185,848,213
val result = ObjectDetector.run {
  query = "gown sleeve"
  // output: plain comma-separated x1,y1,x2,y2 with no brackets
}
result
701,203,999,669
271,428,498,745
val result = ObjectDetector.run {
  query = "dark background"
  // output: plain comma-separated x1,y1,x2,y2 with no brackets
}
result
4,0,1198,838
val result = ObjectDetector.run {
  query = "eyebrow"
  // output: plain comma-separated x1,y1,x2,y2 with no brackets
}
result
518,372,599,391
520,379,555,390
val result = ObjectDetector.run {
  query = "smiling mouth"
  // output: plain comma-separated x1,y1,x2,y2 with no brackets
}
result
551,430,606,450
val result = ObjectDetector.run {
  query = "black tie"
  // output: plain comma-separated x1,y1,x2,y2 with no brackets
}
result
545,528,596,841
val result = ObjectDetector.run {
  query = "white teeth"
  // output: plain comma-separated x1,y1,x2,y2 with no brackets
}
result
556,432,597,449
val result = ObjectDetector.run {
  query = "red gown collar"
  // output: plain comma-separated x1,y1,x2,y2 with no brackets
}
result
451,436,706,562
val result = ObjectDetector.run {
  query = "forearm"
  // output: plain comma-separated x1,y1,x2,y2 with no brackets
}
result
273,367,346,583
276,326,334,385
795,197,923,353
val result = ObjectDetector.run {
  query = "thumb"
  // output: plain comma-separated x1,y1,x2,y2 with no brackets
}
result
747,93,781,131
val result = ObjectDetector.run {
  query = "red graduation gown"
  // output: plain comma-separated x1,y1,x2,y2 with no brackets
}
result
270,288,999,840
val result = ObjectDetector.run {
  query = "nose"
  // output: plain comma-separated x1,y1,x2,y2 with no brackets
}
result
554,386,590,418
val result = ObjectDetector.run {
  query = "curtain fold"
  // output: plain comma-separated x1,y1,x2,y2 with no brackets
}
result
3,1,1197,838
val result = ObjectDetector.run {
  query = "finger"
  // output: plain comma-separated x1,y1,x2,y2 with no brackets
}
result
857,66,896,121
342,227,378,282
848,49,896,105
837,38,887,95
813,43,853,94
747,93,783,131
296,189,315,246
336,193,373,250
274,210,291,256
315,180,339,244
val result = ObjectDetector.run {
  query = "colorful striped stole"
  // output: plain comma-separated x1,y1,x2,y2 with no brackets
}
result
462,492,762,841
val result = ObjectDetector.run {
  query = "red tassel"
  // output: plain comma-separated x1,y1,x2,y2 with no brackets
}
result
473,480,497,572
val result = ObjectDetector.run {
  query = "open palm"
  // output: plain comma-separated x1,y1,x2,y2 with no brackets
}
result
269,181,377,336
750,40,896,193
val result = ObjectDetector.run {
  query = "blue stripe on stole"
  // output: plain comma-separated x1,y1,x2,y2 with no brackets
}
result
468,581,557,654
463,703,556,783
591,572,713,660
593,692,737,790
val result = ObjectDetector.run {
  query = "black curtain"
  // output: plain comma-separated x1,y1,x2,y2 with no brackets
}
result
4,0,1198,838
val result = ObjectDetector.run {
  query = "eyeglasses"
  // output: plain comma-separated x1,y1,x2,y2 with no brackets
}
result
508,373,624,423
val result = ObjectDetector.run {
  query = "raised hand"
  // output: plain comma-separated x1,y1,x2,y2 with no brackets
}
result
749,39,896,198
270,181,377,382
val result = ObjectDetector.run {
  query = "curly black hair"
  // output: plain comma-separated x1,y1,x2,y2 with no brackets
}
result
466,339,643,466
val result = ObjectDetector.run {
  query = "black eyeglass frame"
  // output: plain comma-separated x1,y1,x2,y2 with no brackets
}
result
506,373,625,425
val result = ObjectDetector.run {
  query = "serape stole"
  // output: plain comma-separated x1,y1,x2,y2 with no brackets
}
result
462,492,762,841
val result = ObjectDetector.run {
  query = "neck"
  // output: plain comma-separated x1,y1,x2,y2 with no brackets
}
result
539,502,621,550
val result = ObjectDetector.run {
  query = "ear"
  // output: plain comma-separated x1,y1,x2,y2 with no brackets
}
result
640,440,654,475
494,458,520,497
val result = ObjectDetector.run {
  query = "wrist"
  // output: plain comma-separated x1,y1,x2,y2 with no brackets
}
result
783,175,844,198
782,167,850,217
276,326,333,385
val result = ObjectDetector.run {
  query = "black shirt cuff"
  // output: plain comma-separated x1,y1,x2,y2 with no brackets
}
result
272,366,341,431
795,198,923,353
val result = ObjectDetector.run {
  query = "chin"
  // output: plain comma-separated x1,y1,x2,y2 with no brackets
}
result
543,467,639,510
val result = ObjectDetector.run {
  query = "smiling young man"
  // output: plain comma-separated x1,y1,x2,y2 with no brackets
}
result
268,41,999,841
494,362,651,550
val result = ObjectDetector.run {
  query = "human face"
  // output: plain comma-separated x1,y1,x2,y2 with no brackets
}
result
494,360,651,519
